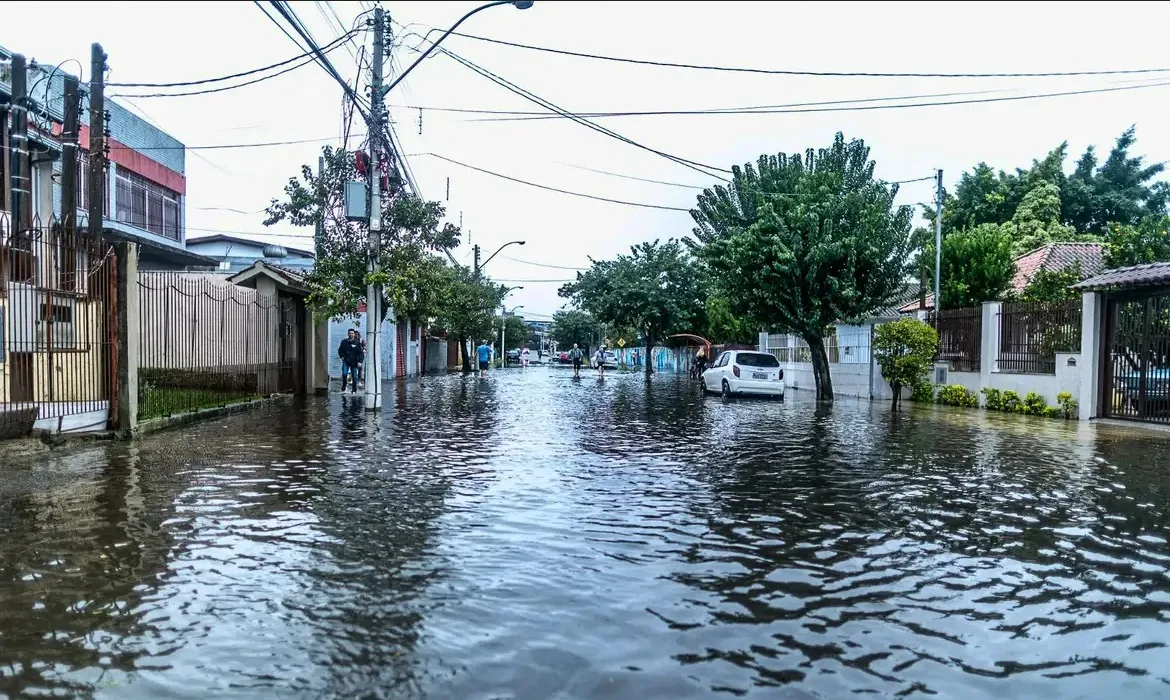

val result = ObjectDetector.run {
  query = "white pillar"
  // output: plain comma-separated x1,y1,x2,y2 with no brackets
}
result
981,301,1001,386
1079,291,1104,420
758,330,768,353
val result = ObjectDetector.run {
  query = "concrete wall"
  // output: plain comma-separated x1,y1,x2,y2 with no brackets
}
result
326,313,405,381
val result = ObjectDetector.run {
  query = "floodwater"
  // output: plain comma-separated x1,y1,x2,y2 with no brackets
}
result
3,370,1170,699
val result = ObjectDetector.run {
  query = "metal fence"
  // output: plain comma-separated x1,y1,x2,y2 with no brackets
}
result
930,306,982,372
1,214,118,438
1104,293,1170,424
137,272,303,421
765,331,847,364
997,300,1082,374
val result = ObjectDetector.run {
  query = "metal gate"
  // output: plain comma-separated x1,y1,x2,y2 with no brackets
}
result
1103,291,1170,423
2,215,118,437
277,296,303,394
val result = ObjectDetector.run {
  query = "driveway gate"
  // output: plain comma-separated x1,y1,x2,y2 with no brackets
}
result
1103,291,1170,423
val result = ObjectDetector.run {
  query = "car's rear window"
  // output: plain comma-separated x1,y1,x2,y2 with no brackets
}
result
736,352,779,368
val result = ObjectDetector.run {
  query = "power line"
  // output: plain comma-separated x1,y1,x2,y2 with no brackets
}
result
107,30,357,89
447,30,1170,79
491,278,576,283
557,163,707,190
109,37,354,99
420,152,693,212
502,255,588,271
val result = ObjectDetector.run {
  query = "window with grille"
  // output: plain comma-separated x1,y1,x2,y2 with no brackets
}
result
114,169,181,240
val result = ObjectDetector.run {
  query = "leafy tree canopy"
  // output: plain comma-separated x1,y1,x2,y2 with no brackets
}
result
1104,215,1170,269
933,225,1015,309
874,318,939,411
559,239,703,377
496,313,530,352
1020,262,1082,302
689,132,914,401
551,309,597,350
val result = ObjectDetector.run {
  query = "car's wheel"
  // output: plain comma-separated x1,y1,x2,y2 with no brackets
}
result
700,377,708,393
721,379,731,398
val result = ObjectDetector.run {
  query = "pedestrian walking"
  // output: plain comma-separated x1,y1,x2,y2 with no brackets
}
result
568,343,584,378
477,339,492,379
521,345,531,368
593,345,608,379
338,328,364,394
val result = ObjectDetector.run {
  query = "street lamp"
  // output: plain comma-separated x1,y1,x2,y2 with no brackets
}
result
475,240,526,276
501,303,524,368
386,1,534,94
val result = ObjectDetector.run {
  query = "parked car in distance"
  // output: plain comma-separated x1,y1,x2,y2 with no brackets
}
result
701,350,785,399
596,351,620,368
506,348,521,364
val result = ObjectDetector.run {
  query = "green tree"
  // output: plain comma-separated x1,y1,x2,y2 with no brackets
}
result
264,146,460,321
1020,262,1082,302
1104,215,1170,268
436,266,507,372
1005,182,1082,255
933,225,1015,309
496,313,530,355
874,318,939,411
560,240,703,378
689,133,914,401
706,294,754,344
551,309,597,350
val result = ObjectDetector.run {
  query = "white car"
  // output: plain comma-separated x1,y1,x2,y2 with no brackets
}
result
701,350,786,399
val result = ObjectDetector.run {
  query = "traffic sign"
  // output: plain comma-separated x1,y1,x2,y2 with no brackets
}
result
617,338,626,348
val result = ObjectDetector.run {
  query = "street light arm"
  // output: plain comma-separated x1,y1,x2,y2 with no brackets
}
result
385,1,517,94
481,240,526,271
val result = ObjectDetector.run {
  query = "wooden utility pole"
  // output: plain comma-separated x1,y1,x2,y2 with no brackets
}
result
61,75,81,228
87,43,107,237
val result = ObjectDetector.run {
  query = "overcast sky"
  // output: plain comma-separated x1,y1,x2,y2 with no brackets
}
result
5,1,1169,318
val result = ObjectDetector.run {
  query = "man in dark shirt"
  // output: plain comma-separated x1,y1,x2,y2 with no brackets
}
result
338,329,365,394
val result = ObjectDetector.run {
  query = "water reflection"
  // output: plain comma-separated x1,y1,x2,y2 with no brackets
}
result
1,372,1169,697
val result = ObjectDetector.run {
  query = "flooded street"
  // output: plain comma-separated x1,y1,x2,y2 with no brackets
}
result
3,369,1170,699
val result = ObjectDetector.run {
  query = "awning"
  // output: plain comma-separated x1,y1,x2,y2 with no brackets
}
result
1071,261,1170,291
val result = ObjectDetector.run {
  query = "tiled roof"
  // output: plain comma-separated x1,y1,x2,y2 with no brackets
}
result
265,262,308,285
898,242,1105,313
873,283,928,318
1072,261,1170,291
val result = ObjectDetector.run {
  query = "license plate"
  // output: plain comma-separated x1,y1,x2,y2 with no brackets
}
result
752,372,768,380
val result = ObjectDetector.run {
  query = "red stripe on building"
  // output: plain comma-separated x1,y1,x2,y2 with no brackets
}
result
53,123,187,195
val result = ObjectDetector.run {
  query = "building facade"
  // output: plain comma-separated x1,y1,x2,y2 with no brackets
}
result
185,234,315,274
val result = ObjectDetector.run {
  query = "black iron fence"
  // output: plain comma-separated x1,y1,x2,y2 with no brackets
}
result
930,306,982,372
1,213,118,438
1105,293,1170,423
137,273,303,421
997,300,1082,374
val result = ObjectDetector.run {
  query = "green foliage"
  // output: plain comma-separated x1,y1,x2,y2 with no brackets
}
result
551,309,597,350
1005,183,1083,256
937,384,979,408
438,266,508,346
689,133,915,401
1044,406,1064,419
1056,391,1079,419
942,128,1169,236
932,225,1016,308
264,145,460,322
497,313,530,352
1022,391,1048,416
981,387,1003,411
706,294,754,344
560,239,703,377
1104,215,1170,268
1000,390,1023,413
1021,262,1082,302
910,382,936,403
873,318,939,410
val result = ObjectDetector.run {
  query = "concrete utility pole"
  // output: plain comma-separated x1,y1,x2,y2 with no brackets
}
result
364,8,386,411
933,168,944,312
61,75,81,227
8,54,29,232
473,244,481,278
88,43,107,237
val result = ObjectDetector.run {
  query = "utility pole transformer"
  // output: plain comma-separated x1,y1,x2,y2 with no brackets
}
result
88,44,107,238
933,169,943,313
364,8,386,411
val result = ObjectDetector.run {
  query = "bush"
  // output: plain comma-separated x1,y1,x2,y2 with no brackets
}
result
1056,391,1078,419
1044,406,1064,418
1000,390,1023,414
937,384,979,407
910,382,936,403
982,387,1003,411
1022,391,1048,415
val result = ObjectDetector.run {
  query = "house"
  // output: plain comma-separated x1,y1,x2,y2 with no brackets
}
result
2,44,214,270
899,242,1106,313
185,234,315,274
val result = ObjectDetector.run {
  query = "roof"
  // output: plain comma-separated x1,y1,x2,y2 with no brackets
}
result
1072,261,1170,291
186,234,315,259
873,283,927,319
227,260,309,296
899,242,1105,313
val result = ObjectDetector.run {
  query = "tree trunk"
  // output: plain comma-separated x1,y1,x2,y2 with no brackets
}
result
644,333,654,380
459,335,472,373
806,333,834,402
890,382,901,411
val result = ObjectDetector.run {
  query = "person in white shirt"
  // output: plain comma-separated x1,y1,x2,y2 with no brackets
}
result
521,345,531,368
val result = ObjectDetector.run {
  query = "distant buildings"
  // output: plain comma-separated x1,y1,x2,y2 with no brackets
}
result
185,234,315,274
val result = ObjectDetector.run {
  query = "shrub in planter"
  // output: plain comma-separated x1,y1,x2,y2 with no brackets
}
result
981,387,1003,411
1056,391,1078,419
1044,406,1064,419
910,382,936,403
1000,390,1023,413
937,384,979,407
